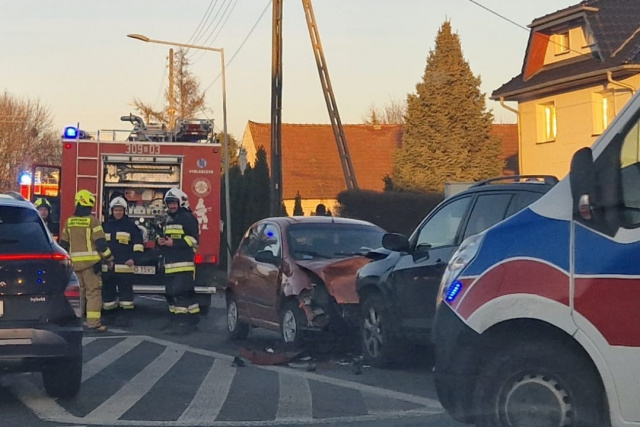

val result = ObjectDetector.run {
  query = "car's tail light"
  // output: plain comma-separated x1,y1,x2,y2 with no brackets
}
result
0,253,69,261
64,273,82,318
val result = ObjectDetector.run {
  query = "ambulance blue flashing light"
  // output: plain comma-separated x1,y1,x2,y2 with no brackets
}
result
19,172,32,186
445,280,463,303
63,126,79,139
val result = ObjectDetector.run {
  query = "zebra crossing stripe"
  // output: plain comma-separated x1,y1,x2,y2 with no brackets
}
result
276,373,313,421
178,358,236,422
84,347,185,421
83,337,143,382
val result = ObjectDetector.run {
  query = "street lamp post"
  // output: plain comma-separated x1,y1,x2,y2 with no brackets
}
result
127,34,233,274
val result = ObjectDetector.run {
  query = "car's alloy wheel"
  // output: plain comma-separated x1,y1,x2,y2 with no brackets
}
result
280,301,305,347
226,295,249,340
363,305,383,358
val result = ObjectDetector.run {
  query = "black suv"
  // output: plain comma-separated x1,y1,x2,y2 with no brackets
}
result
0,194,83,397
355,176,558,366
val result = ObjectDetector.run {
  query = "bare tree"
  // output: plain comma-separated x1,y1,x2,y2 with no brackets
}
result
363,98,407,125
133,48,206,128
0,92,60,191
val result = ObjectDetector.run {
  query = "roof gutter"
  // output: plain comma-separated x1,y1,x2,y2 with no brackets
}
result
492,65,640,101
607,70,636,95
498,98,523,174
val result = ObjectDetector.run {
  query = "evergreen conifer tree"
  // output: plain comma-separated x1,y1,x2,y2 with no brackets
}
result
293,191,304,216
393,21,503,193
247,146,271,222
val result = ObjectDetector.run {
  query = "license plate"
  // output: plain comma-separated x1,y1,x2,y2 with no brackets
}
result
134,266,156,275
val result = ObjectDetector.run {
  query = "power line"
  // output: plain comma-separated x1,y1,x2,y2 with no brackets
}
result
191,0,240,65
190,0,231,53
204,0,272,94
186,0,218,47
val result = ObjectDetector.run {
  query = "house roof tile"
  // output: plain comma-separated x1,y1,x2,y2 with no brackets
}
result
245,122,518,199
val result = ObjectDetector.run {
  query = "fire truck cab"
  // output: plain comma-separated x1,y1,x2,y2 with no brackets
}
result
57,115,221,313
434,87,640,426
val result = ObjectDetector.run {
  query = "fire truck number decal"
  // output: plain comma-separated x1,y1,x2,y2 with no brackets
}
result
125,144,161,155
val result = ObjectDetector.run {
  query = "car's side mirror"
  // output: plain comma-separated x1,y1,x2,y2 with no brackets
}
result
382,233,410,252
255,250,281,266
570,147,596,220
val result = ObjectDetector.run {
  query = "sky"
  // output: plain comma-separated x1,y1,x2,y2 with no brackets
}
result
1,0,578,141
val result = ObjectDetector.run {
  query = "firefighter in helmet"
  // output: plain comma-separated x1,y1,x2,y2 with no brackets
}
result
34,197,60,237
59,190,114,332
101,196,144,327
157,187,200,335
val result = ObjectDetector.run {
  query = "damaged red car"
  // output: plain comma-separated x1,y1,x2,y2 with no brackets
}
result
225,216,385,346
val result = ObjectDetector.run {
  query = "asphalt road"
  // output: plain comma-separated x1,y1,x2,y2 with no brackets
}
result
0,294,466,427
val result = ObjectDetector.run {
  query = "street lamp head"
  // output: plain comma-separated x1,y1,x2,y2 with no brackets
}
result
127,34,150,42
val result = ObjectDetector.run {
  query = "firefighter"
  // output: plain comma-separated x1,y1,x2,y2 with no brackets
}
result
102,197,144,327
34,197,59,237
59,190,114,332
157,187,200,335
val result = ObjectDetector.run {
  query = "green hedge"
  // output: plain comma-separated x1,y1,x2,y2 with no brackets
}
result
336,190,444,235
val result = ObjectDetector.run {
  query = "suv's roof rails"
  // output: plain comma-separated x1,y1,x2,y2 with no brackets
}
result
471,175,559,188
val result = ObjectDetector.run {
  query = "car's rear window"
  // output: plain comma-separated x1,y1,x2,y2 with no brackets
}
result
287,223,385,260
0,206,51,253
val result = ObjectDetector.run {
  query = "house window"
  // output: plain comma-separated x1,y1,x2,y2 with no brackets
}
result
554,32,570,55
592,91,615,135
537,102,557,143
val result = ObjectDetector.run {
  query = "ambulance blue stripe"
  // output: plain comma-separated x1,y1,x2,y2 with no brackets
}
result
464,208,570,276
575,225,640,275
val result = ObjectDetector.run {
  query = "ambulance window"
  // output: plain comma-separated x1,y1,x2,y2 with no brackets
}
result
463,194,513,240
620,118,640,226
415,196,471,249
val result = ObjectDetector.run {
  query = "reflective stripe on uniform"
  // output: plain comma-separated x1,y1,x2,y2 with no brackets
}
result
105,233,111,241
184,236,198,247
114,264,134,273
70,250,101,263
133,244,144,252
120,301,134,310
174,306,189,314
168,305,176,313
165,261,195,274
100,247,113,258
103,301,118,310
166,224,184,232
87,310,101,319
188,304,200,314
116,232,131,244
67,217,91,227
93,225,104,233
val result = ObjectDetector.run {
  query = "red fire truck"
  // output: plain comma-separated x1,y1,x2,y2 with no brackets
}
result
54,115,222,312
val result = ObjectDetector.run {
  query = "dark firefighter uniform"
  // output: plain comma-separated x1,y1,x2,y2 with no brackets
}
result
59,190,114,332
158,188,200,335
102,197,144,326
34,197,60,239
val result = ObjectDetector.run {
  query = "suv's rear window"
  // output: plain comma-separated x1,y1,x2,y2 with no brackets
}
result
0,206,50,253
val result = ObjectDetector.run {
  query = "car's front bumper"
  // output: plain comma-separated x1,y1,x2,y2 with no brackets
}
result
432,302,481,424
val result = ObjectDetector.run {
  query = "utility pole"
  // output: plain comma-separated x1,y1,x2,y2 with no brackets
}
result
168,49,176,130
270,0,284,216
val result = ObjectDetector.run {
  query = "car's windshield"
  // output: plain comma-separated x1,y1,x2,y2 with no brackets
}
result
287,223,384,260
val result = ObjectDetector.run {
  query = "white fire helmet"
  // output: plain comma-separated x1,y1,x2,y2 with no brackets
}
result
109,197,128,213
164,187,189,209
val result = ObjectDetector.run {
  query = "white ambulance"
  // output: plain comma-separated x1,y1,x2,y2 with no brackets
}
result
433,88,640,427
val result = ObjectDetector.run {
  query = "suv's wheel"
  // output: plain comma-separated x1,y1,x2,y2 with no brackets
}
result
475,339,607,427
226,294,249,340
361,294,402,367
280,300,306,347
42,356,82,398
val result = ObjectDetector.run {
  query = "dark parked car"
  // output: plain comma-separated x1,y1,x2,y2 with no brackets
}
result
226,216,385,346
0,194,83,397
355,176,558,366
